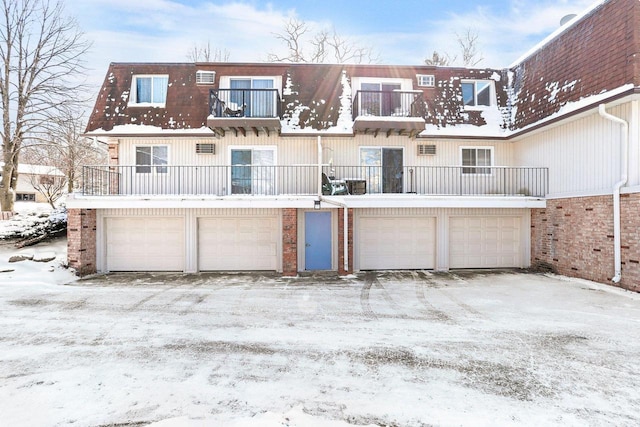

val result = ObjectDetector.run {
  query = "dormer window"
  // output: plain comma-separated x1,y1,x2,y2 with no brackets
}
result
417,74,435,87
130,75,169,107
461,80,493,107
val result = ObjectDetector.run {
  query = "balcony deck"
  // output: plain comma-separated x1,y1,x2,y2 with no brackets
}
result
207,88,281,136
352,90,426,137
82,165,548,199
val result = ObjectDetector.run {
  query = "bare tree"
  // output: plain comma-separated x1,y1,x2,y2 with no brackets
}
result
424,28,483,67
268,17,379,64
268,17,308,62
424,51,454,66
23,165,66,208
0,0,90,212
186,41,230,62
457,29,483,67
22,107,107,196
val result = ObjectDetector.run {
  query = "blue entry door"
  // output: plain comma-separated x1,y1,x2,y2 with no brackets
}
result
305,211,332,270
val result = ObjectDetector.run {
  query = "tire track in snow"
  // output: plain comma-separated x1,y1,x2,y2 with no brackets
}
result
431,274,485,318
360,272,378,320
361,272,411,320
413,271,455,323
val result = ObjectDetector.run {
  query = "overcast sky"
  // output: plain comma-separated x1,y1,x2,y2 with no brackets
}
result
65,0,598,89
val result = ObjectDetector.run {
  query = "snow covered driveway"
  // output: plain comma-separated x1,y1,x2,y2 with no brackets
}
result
1,270,640,426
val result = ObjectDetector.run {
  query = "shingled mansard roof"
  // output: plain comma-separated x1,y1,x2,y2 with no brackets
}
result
85,0,639,139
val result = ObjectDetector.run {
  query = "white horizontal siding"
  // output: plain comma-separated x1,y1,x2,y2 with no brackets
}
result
116,135,514,168
101,208,186,216
320,135,514,167
513,103,631,195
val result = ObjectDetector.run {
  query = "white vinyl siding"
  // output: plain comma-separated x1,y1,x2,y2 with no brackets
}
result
513,103,631,196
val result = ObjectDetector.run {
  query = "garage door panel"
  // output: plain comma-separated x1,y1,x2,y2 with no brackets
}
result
449,216,522,269
106,217,184,271
359,216,436,270
199,216,278,271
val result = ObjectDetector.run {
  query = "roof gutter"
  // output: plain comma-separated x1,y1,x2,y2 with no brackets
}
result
598,104,628,284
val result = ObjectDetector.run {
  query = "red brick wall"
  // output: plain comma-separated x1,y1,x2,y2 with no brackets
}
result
337,208,354,275
108,143,119,194
67,208,97,276
108,143,118,166
282,208,297,276
531,194,640,292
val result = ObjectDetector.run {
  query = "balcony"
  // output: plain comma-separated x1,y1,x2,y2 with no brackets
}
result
82,165,548,199
207,89,281,137
352,90,426,137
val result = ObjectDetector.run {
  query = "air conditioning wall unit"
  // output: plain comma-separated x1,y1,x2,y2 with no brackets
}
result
196,143,215,154
417,144,436,155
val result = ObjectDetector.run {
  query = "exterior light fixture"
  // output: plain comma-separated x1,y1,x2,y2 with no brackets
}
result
314,200,321,210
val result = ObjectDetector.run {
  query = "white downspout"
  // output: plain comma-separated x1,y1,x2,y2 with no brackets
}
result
598,104,628,283
317,136,349,273
317,136,323,198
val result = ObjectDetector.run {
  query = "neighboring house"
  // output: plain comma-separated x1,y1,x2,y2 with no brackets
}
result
0,163,65,204
69,0,640,292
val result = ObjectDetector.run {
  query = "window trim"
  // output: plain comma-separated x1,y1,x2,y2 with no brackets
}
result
228,145,277,195
460,80,495,109
416,74,435,87
460,146,494,175
129,74,169,107
218,76,282,94
16,193,36,202
134,144,169,174
359,146,405,194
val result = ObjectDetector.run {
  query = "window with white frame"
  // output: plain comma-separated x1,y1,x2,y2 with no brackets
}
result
136,145,168,173
359,147,404,193
461,80,493,107
230,147,276,195
417,74,435,87
130,75,169,106
461,147,492,174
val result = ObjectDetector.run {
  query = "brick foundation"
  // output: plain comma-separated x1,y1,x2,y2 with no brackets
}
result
67,208,97,276
531,194,640,292
282,208,297,276
337,208,354,275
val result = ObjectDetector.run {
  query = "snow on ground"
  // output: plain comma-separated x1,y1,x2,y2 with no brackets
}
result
1,269,640,426
0,201,74,286
0,237,76,286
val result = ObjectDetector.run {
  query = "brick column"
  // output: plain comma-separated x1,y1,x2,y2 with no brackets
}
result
108,142,118,166
338,208,354,275
108,142,119,195
67,208,97,276
282,208,298,276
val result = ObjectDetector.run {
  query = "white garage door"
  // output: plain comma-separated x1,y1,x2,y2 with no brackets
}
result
198,216,279,271
106,217,184,271
358,216,436,270
449,216,521,268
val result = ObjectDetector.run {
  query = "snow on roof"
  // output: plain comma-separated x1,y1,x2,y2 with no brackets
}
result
0,162,65,176
85,124,216,136
421,83,635,138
